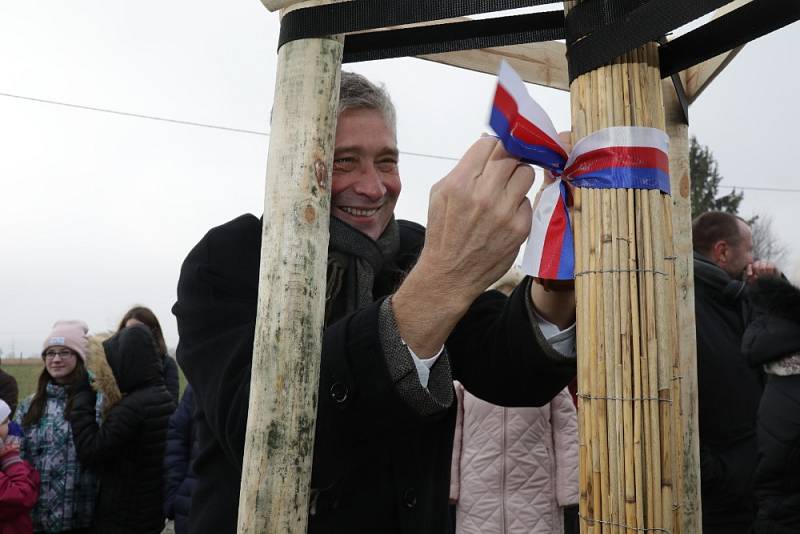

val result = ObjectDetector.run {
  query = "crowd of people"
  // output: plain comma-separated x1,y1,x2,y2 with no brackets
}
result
0,71,796,534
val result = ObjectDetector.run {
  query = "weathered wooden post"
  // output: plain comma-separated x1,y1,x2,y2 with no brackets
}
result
567,2,685,532
238,1,343,533
663,79,703,533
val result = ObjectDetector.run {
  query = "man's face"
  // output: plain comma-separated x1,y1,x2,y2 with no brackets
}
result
720,220,754,279
331,108,401,241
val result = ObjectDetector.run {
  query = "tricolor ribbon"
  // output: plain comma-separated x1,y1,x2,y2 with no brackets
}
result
490,61,670,280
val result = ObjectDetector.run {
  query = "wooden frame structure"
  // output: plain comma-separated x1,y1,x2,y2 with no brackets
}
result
241,0,761,532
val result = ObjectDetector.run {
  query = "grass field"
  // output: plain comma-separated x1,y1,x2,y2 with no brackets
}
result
2,358,186,400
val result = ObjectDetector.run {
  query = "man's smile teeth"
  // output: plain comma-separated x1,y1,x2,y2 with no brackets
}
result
340,206,378,217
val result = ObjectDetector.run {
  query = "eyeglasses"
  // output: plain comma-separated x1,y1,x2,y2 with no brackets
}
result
44,350,76,360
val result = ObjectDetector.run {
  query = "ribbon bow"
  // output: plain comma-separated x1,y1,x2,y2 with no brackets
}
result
490,61,670,280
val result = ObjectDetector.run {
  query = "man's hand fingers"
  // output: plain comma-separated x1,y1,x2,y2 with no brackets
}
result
477,140,523,195
452,136,500,181
512,196,534,243
505,164,536,206
751,260,781,279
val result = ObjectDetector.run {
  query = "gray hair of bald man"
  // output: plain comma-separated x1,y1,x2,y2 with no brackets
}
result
338,71,397,138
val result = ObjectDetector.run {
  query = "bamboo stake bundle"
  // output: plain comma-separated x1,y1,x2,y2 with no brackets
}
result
566,4,685,531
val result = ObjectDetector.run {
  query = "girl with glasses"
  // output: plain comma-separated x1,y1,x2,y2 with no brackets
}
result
14,320,98,534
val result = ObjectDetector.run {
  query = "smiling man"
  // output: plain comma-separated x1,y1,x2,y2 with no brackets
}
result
173,71,577,534
330,105,400,240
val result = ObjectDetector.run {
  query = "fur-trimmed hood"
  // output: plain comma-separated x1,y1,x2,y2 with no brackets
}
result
86,324,165,415
743,277,800,366
87,334,122,415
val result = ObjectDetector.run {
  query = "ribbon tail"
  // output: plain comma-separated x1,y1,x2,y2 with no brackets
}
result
522,180,575,281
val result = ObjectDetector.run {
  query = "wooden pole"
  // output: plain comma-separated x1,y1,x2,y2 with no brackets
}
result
239,2,343,533
663,79,703,533
567,3,685,532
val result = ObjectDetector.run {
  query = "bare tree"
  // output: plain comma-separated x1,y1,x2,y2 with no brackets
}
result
750,214,789,268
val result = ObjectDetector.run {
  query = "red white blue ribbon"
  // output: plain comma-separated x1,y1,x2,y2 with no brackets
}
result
490,61,670,280
490,62,569,174
521,180,575,280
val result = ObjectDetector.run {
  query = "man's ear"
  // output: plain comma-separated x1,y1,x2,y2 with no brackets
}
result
711,240,728,265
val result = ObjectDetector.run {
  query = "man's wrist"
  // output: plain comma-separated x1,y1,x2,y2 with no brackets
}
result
392,261,472,357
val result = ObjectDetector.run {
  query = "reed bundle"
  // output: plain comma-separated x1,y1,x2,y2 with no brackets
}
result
568,37,685,533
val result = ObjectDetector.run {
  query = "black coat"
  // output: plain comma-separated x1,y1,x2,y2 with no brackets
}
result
173,214,576,534
69,324,176,534
0,367,18,418
163,385,199,534
742,277,800,533
163,354,180,406
693,254,764,531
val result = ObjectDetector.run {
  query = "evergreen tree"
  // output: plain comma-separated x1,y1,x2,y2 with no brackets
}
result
689,136,743,218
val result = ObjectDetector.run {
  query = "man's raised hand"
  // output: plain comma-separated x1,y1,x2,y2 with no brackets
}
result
392,136,535,357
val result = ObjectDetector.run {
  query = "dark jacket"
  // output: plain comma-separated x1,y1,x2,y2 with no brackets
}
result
163,385,199,534
693,253,764,531
0,367,19,419
742,277,800,534
173,214,576,534
163,355,180,406
69,325,176,534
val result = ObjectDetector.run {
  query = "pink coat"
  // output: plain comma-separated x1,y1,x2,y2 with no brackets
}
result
450,382,578,534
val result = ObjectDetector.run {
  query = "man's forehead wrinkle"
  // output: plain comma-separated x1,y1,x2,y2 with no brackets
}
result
334,145,399,157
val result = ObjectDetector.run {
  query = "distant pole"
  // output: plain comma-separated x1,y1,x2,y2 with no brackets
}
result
238,1,343,533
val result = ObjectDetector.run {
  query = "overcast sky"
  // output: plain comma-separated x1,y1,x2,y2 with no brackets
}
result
1,2,798,357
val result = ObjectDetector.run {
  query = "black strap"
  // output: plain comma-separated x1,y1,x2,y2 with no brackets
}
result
659,0,800,78
565,0,732,82
343,12,565,63
278,0,562,49
565,0,650,44
277,0,798,87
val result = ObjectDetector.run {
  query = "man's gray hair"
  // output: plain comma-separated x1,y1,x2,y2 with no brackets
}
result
338,71,397,136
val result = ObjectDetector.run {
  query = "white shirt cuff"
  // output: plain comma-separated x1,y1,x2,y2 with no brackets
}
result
531,308,576,358
403,342,444,388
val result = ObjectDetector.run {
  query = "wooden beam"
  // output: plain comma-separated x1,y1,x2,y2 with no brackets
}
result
683,47,744,104
240,2,343,533
682,0,752,103
662,78,703,534
419,42,569,91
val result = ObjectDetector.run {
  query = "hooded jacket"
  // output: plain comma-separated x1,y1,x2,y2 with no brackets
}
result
69,325,175,534
450,383,578,534
742,277,800,533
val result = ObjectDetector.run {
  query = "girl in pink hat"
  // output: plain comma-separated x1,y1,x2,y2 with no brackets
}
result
14,320,99,533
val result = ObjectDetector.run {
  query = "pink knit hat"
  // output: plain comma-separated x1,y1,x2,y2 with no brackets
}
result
42,320,89,362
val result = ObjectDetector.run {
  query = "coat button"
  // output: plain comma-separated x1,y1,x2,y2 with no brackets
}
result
330,382,348,403
402,488,417,509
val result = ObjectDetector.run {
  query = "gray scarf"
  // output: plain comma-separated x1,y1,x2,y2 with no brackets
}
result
325,217,400,325
693,252,746,302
